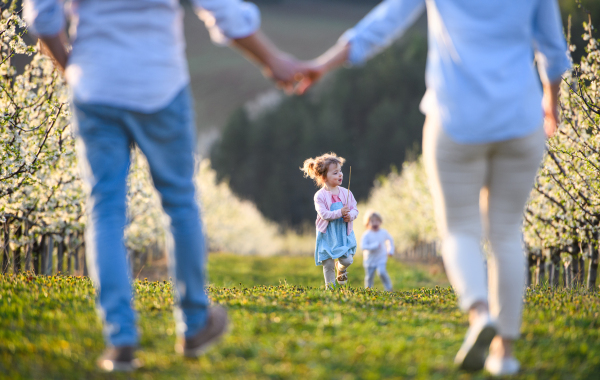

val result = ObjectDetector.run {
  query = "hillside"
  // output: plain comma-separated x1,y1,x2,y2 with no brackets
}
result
182,0,374,150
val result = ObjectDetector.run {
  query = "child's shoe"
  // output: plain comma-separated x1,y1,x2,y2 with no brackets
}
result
335,261,348,285
484,355,520,376
454,314,497,371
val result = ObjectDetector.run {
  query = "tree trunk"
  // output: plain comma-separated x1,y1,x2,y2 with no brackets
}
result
564,261,571,288
32,236,41,275
536,254,546,286
571,255,580,288
23,222,31,272
45,235,54,275
13,224,22,274
56,239,64,274
82,242,88,277
549,247,561,288
2,223,10,275
588,243,599,290
579,255,585,287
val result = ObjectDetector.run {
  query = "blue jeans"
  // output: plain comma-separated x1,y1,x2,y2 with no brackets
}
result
73,86,208,346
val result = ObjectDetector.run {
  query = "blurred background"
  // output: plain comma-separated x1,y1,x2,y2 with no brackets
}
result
193,0,599,230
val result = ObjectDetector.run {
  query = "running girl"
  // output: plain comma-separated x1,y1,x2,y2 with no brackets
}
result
301,153,358,288
361,211,394,291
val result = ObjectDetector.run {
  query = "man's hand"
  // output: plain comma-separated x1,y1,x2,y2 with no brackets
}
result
295,41,350,95
262,52,304,94
39,32,70,73
542,79,561,138
232,32,304,93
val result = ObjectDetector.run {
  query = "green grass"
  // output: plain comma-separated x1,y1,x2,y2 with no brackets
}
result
206,252,447,290
1,254,599,379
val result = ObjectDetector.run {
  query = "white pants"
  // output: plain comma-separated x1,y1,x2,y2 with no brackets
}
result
364,264,393,291
423,115,545,338
323,256,353,287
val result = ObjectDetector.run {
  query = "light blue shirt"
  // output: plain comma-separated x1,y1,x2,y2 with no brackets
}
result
341,0,572,144
24,0,260,112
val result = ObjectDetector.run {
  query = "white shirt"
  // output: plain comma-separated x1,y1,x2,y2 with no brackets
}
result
341,0,571,144
24,0,261,112
361,228,395,267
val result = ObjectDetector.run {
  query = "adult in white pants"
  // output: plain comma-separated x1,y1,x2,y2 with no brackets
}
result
297,0,571,375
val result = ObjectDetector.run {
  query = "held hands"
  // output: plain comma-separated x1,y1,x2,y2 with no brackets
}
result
255,38,350,95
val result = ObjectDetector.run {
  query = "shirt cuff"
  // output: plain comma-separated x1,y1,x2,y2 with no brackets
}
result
200,2,261,46
546,53,572,83
23,1,65,36
339,29,367,66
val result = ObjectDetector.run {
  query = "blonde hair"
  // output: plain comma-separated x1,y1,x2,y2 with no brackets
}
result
364,210,383,227
300,152,345,187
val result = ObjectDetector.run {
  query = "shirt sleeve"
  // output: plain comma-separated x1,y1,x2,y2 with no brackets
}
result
385,230,395,254
361,232,380,250
23,0,66,37
340,0,425,66
532,0,571,83
191,0,261,45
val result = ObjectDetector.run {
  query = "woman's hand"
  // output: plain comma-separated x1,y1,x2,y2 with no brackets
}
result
542,79,561,138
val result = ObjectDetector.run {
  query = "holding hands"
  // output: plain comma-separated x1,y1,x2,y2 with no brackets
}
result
233,32,349,94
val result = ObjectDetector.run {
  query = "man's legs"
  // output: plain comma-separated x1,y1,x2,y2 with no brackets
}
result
73,102,137,347
129,87,209,338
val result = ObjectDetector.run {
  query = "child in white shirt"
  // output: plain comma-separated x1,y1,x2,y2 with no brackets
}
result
361,211,394,291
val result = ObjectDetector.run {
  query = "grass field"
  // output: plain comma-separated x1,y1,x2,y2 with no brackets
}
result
1,254,599,379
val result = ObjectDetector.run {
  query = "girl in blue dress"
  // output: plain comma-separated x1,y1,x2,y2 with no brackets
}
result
301,153,358,288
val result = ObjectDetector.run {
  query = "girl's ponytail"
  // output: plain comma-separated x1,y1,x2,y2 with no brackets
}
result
300,153,345,187
301,158,317,179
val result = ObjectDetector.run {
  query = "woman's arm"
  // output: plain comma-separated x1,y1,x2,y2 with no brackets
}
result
296,0,425,94
532,0,571,137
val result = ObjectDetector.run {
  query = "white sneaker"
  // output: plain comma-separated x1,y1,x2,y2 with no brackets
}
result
485,355,520,376
454,314,497,371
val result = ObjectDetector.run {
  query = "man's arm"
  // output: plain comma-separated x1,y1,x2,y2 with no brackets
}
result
231,32,301,91
192,0,300,88
39,32,69,73
24,0,69,72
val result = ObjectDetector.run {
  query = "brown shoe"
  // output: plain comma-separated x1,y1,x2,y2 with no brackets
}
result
336,261,348,285
175,305,229,358
97,345,142,372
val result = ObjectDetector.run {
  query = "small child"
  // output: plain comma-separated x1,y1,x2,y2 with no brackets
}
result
301,152,358,288
361,211,395,291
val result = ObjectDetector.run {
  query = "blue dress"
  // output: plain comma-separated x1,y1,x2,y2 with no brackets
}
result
315,200,357,266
